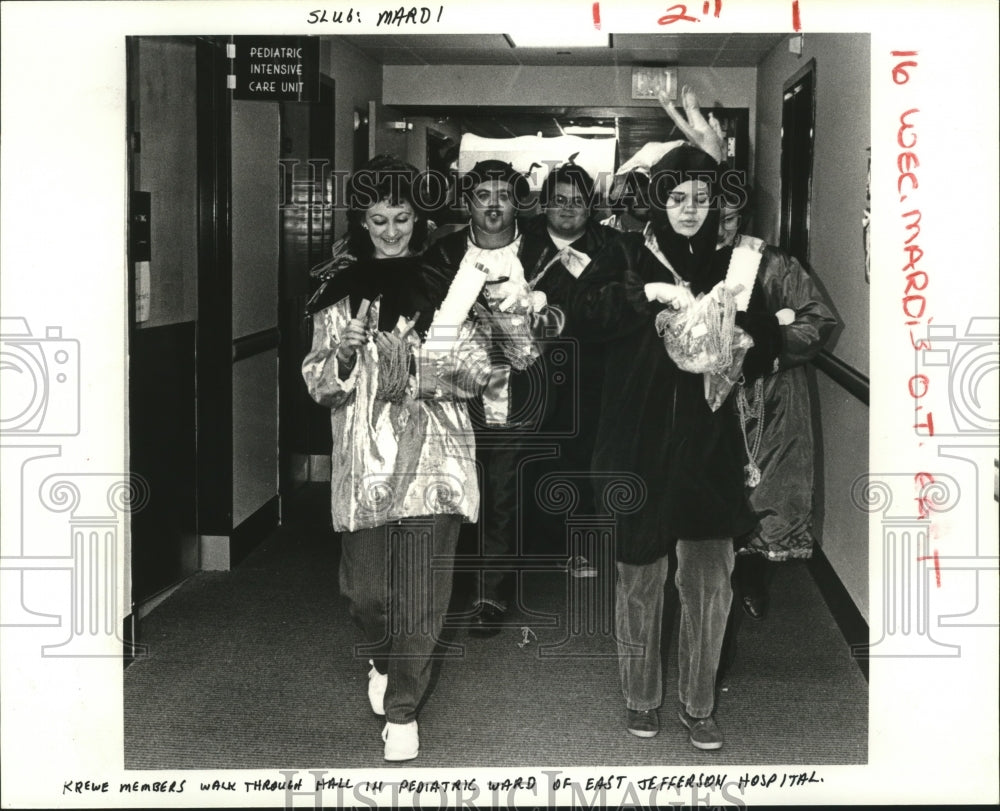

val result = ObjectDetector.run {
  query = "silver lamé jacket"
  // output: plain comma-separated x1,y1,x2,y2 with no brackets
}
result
302,296,491,532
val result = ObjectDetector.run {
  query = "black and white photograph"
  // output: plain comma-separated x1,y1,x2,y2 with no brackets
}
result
1,1,997,808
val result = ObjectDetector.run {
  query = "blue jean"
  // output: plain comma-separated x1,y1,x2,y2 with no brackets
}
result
338,514,461,724
616,539,734,718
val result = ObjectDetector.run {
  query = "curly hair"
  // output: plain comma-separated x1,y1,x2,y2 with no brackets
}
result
345,155,428,258
459,159,532,209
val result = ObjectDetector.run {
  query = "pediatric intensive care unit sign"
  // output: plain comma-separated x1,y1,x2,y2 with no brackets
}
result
229,36,320,101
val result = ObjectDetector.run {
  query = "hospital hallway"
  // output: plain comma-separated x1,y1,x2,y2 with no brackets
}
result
122,30,875,774
123,483,868,770
5,15,1000,811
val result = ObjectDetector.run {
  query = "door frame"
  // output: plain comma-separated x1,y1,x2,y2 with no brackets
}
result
195,36,235,540
277,74,338,505
779,58,817,265
126,36,217,620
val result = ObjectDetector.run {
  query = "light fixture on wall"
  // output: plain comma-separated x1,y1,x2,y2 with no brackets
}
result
789,34,804,56
504,32,610,49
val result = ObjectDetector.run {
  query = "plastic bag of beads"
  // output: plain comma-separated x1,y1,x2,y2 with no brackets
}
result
654,281,754,411
654,281,740,373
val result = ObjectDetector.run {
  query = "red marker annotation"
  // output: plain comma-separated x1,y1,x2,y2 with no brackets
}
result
656,1,798,27
917,550,942,588
658,3,699,24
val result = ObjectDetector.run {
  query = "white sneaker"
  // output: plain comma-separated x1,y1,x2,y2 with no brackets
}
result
367,661,387,716
382,720,419,761
566,555,598,578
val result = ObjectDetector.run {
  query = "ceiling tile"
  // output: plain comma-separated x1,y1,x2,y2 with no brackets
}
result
372,50,429,65
396,34,511,49
618,33,735,49
338,35,405,49
330,33,781,68
513,51,621,67
413,48,520,65
624,48,722,64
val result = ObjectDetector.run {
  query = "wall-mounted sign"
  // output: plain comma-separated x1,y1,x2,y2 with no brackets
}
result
631,66,678,101
229,36,319,102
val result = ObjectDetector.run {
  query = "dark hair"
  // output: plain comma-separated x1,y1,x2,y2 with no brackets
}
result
608,170,651,214
646,144,726,216
719,170,752,215
540,162,597,209
646,144,722,292
346,155,427,258
459,159,532,207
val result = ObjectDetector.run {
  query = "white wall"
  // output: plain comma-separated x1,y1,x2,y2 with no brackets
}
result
756,33,871,620
232,102,280,340
136,38,198,329
814,374,870,618
233,351,279,526
322,38,384,236
755,33,871,373
230,102,280,528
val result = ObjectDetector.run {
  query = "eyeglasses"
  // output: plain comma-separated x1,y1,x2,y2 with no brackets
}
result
552,194,587,209
471,188,513,205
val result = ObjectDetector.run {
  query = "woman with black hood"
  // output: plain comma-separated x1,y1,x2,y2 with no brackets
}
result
570,143,782,749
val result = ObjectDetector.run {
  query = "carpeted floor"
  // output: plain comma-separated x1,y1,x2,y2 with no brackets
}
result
124,489,867,769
